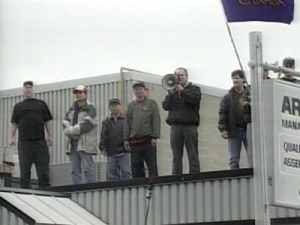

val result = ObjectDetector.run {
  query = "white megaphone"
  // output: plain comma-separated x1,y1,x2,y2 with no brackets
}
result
161,74,178,91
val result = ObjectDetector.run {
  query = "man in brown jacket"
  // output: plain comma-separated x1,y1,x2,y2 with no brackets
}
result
124,82,161,178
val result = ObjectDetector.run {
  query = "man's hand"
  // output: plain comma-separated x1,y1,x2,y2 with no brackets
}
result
151,139,157,149
175,84,184,92
8,138,15,147
46,136,53,147
124,141,131,151
221,131,228,139
100,149,107,156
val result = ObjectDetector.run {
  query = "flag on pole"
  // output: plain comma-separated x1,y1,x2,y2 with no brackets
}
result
221,0,294,24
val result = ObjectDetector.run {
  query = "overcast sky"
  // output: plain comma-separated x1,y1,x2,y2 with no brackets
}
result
0,0,299,90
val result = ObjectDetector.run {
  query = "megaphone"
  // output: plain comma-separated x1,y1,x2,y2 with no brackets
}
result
162,74,178,91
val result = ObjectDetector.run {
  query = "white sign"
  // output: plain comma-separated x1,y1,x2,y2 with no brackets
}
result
274,81,300,209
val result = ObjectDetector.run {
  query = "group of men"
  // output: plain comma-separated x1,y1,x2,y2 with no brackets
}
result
8,59,296,189
8,67,202,189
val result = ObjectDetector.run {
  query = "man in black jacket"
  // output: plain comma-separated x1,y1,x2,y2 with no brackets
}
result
162,67,201,175
218,70,248,170
99,98,132,181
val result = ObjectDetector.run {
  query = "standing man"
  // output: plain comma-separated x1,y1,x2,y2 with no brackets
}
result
124,82,161,178
63,85,98,184
99,98,132,181
162,67,201,175
8,81,53,189
218,70,249,170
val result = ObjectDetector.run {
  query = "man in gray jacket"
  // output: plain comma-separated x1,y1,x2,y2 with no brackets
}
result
63,85,98,184
99,98,132,181
124,82,161,178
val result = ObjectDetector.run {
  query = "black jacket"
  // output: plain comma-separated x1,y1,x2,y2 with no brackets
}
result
162,83,201,126
99,113,125,156
218,87,249,137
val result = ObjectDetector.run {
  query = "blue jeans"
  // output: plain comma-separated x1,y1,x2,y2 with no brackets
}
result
228,127,248,170
107,153,132,181
69,150,94,184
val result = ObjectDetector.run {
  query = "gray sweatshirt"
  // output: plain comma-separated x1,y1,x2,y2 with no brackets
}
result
124,98,161,140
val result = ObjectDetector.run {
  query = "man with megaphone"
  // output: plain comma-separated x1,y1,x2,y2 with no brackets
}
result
162,67,201,175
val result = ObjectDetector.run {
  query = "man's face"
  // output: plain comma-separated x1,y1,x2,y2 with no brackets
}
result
22,85,34,98
109,103,121,114
74,90,87,101
175,69,188,86
133,86,146,98
232,74,244,87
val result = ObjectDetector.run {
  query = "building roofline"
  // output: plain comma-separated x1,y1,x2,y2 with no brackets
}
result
0,72,227,98
0,187,70,197
46,168,253,193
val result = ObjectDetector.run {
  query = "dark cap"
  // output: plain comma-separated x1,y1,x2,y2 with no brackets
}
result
109,98,121,106
132,81,145,89
283,57,295,67
23,81,34,87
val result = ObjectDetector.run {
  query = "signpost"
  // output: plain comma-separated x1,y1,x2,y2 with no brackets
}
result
274,81,300,209
249,31,300,225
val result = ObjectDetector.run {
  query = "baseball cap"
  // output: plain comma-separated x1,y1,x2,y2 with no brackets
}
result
132,81,146,89
109,98,121,106
73,85,87,94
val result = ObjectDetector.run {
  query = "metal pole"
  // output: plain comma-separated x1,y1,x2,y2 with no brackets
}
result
263,63,300,77
248,31,271,225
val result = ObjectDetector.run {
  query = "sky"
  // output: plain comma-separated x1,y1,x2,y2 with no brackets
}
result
0,0,299,90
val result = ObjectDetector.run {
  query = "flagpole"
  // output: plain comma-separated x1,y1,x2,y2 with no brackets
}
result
219,0,250,88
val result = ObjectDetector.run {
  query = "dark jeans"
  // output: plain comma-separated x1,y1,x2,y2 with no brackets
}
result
228,127,248,170
170,125,200,175
18,139,50,189
130,139,158,178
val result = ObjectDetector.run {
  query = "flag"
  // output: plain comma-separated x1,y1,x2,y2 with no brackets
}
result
221,0,294,24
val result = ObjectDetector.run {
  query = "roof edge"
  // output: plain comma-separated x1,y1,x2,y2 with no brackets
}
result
0,197,35,225
0,187,70,197
46,168,253,193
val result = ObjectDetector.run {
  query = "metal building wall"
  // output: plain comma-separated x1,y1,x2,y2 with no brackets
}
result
70,176,300,225
0,206,29,225
71,175,255,225
0,73,130,165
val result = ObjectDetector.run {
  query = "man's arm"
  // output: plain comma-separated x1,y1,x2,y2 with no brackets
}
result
8,105,19,146
239,89,251,111
45,121,53,138
8,123,18,147
80,104,97,134
182,85,201,106
218,96,228,133
63,104,97,136
123,104,131,141
152,101,161,139
162,91,174,111
99,120,108,154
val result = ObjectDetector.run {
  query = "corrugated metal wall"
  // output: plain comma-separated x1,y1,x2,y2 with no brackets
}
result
0,73,134,165
70,176,300,225
0,206,29,225
71,176,254,225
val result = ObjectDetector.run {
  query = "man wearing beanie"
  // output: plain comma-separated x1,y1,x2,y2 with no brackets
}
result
63,85,98,184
